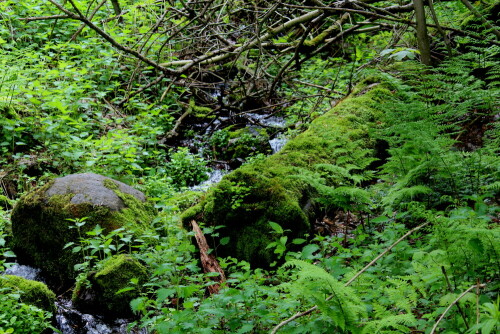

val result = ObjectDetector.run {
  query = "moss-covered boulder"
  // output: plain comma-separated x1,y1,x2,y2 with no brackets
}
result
72,254,147,317
10,173,155,288
208,126,271,167
183,79,393,266
0,275,56,313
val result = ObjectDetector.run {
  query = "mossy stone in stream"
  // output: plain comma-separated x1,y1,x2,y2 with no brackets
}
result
0,275,56,313
72,254,147,317
10,173,155,289
183,79,393,267
208,126,271,165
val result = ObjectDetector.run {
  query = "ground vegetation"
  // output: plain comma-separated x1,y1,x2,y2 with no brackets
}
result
0,0,498,333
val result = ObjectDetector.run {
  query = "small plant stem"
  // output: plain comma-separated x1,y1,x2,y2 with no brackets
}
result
430,283,486,334
476,278,480,329
270,221,430,334
441,266,469,329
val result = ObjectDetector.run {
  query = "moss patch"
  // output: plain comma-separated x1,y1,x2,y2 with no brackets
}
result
103,178,156,232
182,78,393,266
72,254,147,317
0,275,56,313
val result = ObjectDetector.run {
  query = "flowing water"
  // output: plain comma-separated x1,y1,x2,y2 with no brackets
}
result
269,137,288,153
190,168,229,191
3,263,147,334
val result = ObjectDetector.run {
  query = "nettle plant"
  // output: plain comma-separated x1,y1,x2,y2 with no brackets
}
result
64,217,138,278
0,287,55,334
166,147,211,188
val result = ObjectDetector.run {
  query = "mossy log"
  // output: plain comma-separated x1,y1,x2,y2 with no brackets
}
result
182,78,393,267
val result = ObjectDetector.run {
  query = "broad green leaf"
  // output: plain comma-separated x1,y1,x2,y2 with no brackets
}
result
268,221,283,235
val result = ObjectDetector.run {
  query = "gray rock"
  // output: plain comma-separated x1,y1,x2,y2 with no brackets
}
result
45,173,145,211
10,173,154,290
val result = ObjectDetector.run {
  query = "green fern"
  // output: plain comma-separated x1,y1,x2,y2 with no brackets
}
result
282,259,366,331
362,314,416,334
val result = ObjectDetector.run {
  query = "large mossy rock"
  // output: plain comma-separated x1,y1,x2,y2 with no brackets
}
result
72,254,147,318
11,173,155,288
182,79,393,266
0,275,56,313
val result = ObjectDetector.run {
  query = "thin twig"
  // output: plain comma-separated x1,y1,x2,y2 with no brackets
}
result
441,266,469,329
70,0,107,42
430,283,486,334
46,0,180,75
458,0,500,40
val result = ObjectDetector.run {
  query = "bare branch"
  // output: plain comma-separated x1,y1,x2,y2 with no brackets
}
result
430,283,486,334
46,0,180,75
19,15,71,21
70,0,107,42
458,0,500,40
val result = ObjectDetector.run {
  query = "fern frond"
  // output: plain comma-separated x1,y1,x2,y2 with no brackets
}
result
362,313,416,334
283,260,366,331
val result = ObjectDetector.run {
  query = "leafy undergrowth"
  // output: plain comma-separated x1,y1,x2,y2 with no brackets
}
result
2,55,498,334
0,2,499,330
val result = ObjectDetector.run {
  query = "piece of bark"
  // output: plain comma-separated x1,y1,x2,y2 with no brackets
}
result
191,220,226,294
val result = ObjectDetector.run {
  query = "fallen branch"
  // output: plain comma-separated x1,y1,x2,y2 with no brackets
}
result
164,104,191,139
458,0,500,40
270,221,430,334
70,0,107,42
430,283,486,334
191,220,226,295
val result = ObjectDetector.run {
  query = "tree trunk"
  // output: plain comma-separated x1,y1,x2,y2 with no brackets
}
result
110,0,123,24
413,0,432,66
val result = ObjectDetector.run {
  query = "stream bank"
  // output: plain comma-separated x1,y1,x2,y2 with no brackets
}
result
4,264,146,334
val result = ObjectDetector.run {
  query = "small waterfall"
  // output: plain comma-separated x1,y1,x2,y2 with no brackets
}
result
4,263,43,281
190,168,228,191
269,137,288,153
55,299,146,334
244,112,288,153
246,113,286,128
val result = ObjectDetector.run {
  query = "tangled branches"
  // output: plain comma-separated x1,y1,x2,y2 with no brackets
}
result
29,0,497,123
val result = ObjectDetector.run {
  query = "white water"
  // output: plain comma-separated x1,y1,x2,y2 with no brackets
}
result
4,263,43,281
191,168,228,191
246,113,286,128
269,137,288,153
55,298,146,334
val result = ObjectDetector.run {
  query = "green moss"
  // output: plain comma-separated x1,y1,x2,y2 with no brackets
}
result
0,275,56,313
182,78,393,266
11,178,154,288
103,178,156,232
303,24,340,48
188,98,214,118
164,190,204,212
207,126,270,162
72,254,147,316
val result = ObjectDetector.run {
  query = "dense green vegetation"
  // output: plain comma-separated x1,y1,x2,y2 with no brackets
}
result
0,0,499,333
